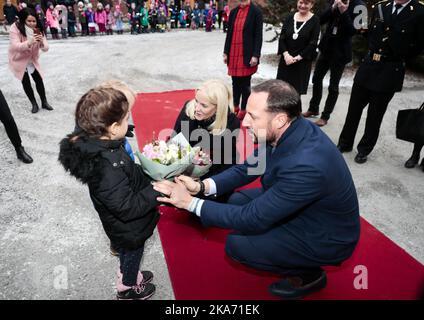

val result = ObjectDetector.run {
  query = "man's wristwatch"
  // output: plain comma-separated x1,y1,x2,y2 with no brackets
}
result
196,181,205,196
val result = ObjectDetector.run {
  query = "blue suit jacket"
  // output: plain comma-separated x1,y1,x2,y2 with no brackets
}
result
200,117,360,265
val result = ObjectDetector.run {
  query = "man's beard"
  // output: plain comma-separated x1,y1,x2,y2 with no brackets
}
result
248,126,275,145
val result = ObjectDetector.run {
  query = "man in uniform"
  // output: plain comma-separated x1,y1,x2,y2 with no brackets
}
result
337,0,424,164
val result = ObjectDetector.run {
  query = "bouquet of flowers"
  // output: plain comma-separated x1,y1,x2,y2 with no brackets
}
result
184,148,212,178
136,133,195,181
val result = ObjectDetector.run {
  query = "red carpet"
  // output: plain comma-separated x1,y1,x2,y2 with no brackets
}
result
132,91,424,300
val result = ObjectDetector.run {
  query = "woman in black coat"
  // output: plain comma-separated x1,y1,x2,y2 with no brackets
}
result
173,79,240,179
0,90,33,163
277,0,320,98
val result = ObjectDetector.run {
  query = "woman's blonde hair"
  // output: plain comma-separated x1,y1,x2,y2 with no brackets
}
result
185,79,234,135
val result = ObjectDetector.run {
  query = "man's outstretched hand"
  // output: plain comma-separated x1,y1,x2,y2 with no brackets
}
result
153,179,193,210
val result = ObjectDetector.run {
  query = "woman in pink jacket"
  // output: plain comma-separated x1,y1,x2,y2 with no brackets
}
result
9,8,53,113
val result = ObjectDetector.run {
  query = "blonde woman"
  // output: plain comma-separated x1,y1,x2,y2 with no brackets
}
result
173,79,240,179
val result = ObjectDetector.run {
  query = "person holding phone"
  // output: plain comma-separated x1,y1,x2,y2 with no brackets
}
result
8,8,53,114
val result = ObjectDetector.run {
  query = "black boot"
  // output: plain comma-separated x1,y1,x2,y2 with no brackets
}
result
41,101,54,111
16,146,33,164
31,101,39,113
269,270,327,299
404,152,420,168
420,158,424,172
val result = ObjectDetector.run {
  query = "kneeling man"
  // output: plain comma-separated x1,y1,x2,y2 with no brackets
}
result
153,79,360,299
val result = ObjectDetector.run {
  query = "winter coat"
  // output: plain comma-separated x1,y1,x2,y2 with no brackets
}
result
58,136,160,250
8,23,49,81
46,8,60,29
95,9,107,25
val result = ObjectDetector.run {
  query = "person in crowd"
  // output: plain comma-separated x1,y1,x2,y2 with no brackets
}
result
35,4,47,32
3,0,19,32
149,2,158,32
276,0,320,103
67,5,77,37
85,2,96,36
77,1,88,36
179,7,187,28
46,2,60,39
205,3,213,32
153,79,360,300
223,0,263,121
56,3,68,39
140,2,149,33
302,0,364,127
114,0,124,34
173,79,240,180
157,5,167,32
192,2,201,29
183,0,192,29
8,7,53,113
217,0,225,29
222,1,229,33
105,4,114,35
58,83,159,300
337,0,424,164
95,2,107,35
0,90,33,164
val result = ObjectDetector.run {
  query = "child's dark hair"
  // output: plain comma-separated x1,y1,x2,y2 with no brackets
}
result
74,87,129,139
17,8,45,36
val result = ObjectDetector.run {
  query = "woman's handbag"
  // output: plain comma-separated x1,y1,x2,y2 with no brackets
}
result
396,102,424,144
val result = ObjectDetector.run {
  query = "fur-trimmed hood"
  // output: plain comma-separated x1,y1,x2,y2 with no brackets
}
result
58,135,125,184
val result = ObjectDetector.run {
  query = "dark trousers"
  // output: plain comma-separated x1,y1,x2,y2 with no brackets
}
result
338,83,395,155
21,69,47,105
218,10,223,29
232,75,252,111
0,90,22,150
119,245,144,287
412,142,424,156
309,55,346,120
224,188,323,277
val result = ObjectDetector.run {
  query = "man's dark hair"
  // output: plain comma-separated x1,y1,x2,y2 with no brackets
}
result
251,80,301,119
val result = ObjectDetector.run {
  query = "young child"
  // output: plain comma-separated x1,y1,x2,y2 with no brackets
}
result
114,0,124,34
140,3,149,33
67,5,76,37
85,3,96,36
157,6,166,33
58,83,159,300
148,2,158,33
77,1,88,36
95,2,107,35
105,4,114,35
46,2,59,39
127,2,139,35
55,4,68,39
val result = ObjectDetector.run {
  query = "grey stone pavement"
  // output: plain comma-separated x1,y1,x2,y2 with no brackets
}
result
0,28,423,300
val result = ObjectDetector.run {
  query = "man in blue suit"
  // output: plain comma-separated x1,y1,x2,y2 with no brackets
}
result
153,79,360,299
